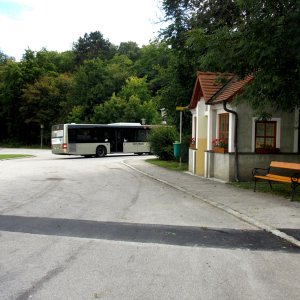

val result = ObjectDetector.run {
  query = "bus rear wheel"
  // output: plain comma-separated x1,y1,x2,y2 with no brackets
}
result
96,146,107,157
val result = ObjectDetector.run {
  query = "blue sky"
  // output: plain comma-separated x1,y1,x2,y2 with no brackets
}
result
0,0,164,60
0,1,25,17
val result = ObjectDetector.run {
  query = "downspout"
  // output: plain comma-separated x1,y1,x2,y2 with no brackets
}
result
223,101,239,182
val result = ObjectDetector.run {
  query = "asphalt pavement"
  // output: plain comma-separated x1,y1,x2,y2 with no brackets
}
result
123,159,300,249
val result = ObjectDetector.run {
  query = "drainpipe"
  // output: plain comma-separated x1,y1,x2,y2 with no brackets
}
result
223,101,239,182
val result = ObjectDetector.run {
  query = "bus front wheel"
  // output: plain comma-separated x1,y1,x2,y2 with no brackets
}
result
96,146,107,157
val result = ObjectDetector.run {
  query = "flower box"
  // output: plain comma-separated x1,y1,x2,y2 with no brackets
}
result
213,147,228,153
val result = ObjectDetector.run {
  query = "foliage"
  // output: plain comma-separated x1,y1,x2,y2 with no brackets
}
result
0,50,13,65
133,43,172,90
148,126,178,160
161,0,300,113
117,42,141,61
119,76,151,102
70,58,114,119
72,31,116,65
92,93,160,124
106,54,135,92
67,105,86,123
92,94,127,124
0,61,25,141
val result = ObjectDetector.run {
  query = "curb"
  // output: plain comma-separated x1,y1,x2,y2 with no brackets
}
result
122,162,300,249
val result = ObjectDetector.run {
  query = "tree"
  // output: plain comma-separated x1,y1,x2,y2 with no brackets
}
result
160,0,242,44
133,43,172,92
92,94,127,124
20,73,73,143
119,76,151,102
35,49,76,73
0,50,12,65
161,0,300,112
0,48,75,144
106,54,135,93
70,58,115,120
73,31,116,65
117,41,141,61
66,105,86,123
198,0,300,112
0,61,25,142
92,93,161,125
123,96,160,123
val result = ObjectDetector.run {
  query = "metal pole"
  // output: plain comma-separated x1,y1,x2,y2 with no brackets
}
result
40,124,44,149
179,111,182,168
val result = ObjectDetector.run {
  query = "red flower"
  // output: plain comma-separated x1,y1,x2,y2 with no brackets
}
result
212,138,228,148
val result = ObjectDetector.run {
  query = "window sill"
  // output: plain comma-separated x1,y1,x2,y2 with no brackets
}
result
255,148,280,154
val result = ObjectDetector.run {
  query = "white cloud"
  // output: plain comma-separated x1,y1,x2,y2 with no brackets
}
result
0,0,164,60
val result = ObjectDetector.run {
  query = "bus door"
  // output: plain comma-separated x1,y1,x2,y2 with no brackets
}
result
136,129,150,152
123,128,139,153
116,129,123,152
109,128,123,152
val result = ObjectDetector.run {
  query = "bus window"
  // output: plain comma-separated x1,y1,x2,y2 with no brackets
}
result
123,128,135,142
68,128,77,143
137,129,147,142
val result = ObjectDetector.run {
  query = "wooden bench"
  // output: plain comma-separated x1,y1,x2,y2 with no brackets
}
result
252,161,300,201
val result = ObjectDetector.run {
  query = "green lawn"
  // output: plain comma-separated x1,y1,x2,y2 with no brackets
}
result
146,158,188,171
0,154,34,160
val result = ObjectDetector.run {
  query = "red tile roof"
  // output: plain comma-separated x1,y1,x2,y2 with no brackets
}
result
208,74,253,104
189,72,253,109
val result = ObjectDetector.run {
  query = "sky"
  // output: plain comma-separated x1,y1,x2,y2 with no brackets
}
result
0,0,165,61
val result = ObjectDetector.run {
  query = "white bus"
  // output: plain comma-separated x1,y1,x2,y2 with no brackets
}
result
51,123,152,157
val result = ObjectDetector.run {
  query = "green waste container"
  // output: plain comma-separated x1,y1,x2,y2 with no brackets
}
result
173,142,181,158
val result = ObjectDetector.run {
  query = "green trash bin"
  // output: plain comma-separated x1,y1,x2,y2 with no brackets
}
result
173,142,181,158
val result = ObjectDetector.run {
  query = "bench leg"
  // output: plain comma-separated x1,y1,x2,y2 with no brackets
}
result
253,179,257,192
268,181,273,190
291,182,298,202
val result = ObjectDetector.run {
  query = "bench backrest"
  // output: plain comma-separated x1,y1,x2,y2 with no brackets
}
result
270,161,300,171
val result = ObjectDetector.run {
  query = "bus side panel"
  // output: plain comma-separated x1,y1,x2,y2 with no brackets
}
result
138,142,151,153
74,143,110,155
123,142,139,153
123,142,151,153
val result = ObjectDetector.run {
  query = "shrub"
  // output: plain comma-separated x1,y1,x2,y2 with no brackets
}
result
148,126,178,160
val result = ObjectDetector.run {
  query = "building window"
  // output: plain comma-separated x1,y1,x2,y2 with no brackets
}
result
255,121,276,151
218,113,229,141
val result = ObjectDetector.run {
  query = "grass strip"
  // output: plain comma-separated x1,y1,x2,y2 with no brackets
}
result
146,158,188,171
229,181,300,202
0,154,34,160
146,158,299,202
